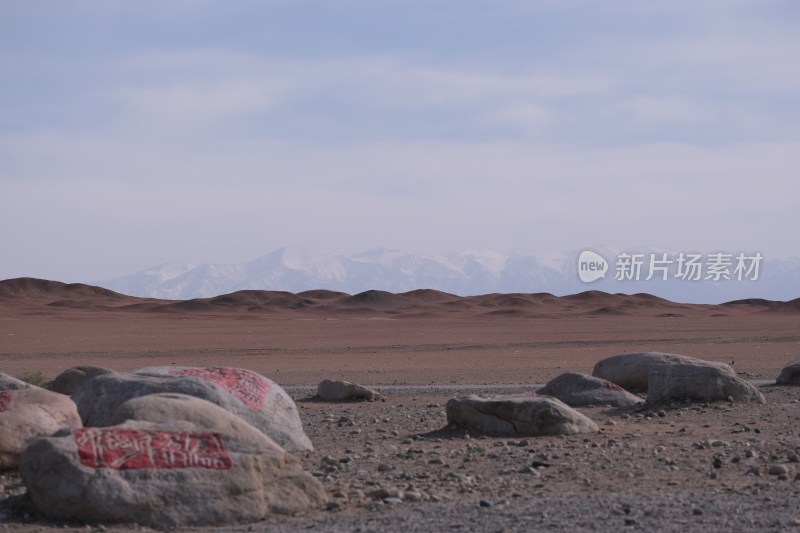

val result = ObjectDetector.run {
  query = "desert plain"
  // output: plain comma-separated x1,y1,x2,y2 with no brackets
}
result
1,278,800,532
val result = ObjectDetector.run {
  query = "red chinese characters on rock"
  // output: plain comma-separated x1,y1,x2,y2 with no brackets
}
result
169,367,270,410
74,428,233,470
0,391,12,413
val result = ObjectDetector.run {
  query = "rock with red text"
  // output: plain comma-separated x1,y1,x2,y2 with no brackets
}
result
19,418,327,527
73,366,312,451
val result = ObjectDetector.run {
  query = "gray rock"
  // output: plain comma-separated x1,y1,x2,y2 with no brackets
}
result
109,393,279,446
592,352,737,393
317,379,385,402
645,364,765,406
446,395,598,437
0,387,82,470
776,360,800,385
19,417,327,527
0,372,33,392
51,366,115,397
537,372,644,407
73,366,312,451
769,464,789,476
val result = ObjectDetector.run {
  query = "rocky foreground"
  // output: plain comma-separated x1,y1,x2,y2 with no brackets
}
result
2,361,800,531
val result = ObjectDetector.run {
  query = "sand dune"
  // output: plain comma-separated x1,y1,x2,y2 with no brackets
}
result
0,277,797,318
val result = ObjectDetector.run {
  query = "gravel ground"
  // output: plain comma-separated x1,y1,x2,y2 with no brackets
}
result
3,383,800,532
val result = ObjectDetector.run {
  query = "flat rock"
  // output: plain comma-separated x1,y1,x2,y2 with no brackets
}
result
776,360,800,385
317,379,385,402
538,372,644,407
0,387,82,470
73,366,312,451
20,416,327,527
51,366,115,396
0,372,34,391
592,352,736,393
446,395,598,437
646,363,766,406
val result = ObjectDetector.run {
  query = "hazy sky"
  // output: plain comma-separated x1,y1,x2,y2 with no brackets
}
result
1,0,798,282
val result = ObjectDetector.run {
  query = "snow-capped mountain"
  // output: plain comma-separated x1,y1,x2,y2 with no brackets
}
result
99,247,800,304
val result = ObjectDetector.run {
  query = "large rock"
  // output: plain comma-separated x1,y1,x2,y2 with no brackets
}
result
317,379,385,402
446,395,598,437
19,416,327,527
51,366,115,396
109,393,277,445
0,388,82,470
776,360,800,385
538,372,644,408
592,352,737,393
646,363,766,406
73,366,312,451
0,372,33,391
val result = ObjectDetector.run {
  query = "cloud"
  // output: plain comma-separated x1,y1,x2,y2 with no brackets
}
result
116,79,286,131
625,96,707,124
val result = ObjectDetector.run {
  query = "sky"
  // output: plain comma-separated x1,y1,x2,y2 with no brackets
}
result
1,0,798,282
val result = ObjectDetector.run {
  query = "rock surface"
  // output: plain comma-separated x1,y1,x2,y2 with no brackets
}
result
109,392,275,446
50,365,115,396
446,395,598,437
645,364,766,406
537,372,644,407
317,379,385,402
19,418,327,527
592,352,737,393
0,387,82,470
73,366,313,451
0,372,33,391
776,359,800,385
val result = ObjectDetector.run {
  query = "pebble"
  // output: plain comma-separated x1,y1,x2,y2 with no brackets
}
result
479,499,494,508
769,464,789,476
384,497,403,505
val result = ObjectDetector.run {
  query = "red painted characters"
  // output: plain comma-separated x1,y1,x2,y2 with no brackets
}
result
169,367,270,410
74,427,233,470
0,391,12,413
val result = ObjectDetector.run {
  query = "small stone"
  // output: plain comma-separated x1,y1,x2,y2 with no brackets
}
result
519,466,541,476
769,464,789,476
383,497,403,505
479,499,494,508
404,490,422,502
378,463,392,472
325,502,341,511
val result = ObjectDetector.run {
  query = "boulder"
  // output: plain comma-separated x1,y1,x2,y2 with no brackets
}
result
0,372,33,391
19,417,327,527
538,372,644,408
51,366,115,396
592,352,736,393
73,366,312,451
0,388,82,470
109,393,276,446
646,363,766,406
776,360,800,385
317,379,385,402
446,395,598,437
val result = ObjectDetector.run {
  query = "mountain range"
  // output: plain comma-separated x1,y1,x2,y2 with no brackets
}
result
98,247,800,304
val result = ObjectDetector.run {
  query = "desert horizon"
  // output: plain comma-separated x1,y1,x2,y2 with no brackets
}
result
2,276,798,386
